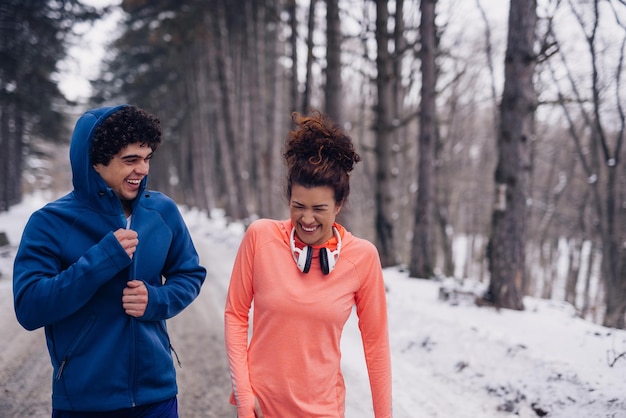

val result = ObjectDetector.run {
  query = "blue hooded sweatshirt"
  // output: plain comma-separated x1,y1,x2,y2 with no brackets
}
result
13,105,207,411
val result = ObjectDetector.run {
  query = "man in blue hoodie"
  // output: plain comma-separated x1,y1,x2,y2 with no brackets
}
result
13,105,207,417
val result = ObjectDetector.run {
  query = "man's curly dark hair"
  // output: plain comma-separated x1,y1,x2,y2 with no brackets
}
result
90,106,162,166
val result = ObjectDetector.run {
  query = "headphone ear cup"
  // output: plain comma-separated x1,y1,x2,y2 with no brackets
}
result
301,246,313,273
320,247,330,275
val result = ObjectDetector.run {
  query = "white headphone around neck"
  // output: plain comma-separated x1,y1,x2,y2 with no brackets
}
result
290,226,342,275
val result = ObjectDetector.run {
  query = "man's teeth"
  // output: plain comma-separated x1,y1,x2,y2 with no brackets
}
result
302,226,316,232
127,179,141,184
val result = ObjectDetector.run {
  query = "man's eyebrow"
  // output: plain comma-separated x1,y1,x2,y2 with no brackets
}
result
120,152,153,161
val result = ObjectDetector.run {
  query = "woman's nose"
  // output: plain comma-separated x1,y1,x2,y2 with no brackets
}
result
301,209,315,223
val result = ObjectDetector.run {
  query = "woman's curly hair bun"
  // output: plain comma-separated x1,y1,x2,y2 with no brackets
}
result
284,110,361,173
283,110,361,204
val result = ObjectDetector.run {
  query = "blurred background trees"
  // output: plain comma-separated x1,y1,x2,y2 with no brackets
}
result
0,0,99,210
2,0,626,328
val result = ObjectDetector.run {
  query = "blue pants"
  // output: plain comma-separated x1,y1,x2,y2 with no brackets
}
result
52,396,178,418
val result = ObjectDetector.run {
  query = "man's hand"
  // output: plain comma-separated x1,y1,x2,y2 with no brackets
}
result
123,280,148,317
114,228,139,259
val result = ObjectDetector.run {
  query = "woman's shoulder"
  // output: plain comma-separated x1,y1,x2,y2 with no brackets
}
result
243,219,290,248
341,230,380,260
248,218,284,229
247,218,290,236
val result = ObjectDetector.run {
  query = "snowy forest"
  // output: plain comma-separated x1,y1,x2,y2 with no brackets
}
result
1,0,626,330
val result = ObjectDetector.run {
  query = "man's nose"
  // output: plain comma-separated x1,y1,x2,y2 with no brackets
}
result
136,160,150,175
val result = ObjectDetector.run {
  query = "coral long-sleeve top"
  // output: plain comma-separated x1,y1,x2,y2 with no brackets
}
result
224,219,392,418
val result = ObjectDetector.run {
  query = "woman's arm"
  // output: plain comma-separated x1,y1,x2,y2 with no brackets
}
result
224,225,258,418
355,242,393,418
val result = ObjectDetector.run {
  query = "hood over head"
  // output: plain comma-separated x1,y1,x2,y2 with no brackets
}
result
69,104,148,214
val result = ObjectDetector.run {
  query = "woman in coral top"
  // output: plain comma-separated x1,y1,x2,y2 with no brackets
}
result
224,111,392,418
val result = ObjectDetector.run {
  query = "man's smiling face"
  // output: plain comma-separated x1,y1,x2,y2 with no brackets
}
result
93,142,153,205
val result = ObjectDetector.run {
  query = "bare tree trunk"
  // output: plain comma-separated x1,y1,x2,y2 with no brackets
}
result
0,103,23,211
486,0,536,310
409,0,437,278
373,0,397,267
592,267,605,324
565,238,581,306
205,1,245,220
581,241,596,319
245,1,272,218
392,0,406,120
325,0,343,124
437,205,454,277
301,0,316,113
475,0,500,132
539,240,555,300
185,44,214,212
392,0,420,266
213,0,251,221
265,1,284,219
287,0,299,114
588,0,626,328
10,107,22,209
0,109,12,211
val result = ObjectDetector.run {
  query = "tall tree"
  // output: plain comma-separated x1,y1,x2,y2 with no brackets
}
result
246,1,274,218
409,0,438,279
0,0,98,211
301,0,317,113
486,0,537,310
287,0,299,114
373,0,398,267
211,0,251,220
325,0,343,123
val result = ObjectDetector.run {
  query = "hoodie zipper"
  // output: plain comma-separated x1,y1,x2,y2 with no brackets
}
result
125,213,138,407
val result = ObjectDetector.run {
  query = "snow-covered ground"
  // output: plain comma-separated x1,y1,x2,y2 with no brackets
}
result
1,194,625,418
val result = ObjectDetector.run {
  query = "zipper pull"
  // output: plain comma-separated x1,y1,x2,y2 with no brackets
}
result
170,344,182,368
55,359,67,381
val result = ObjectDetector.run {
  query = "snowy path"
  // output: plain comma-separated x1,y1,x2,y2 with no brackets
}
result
1,205,625,417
